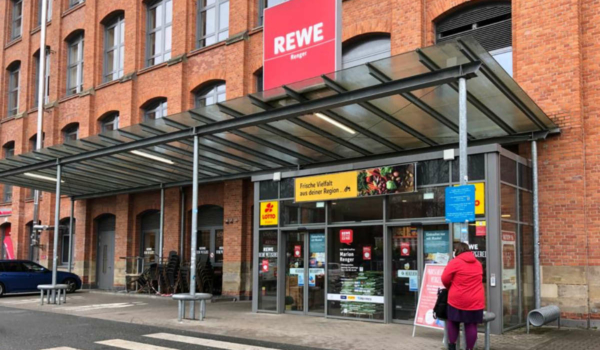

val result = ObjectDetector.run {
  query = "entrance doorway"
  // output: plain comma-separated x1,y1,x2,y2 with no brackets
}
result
283,230,326,315
96,215,116,289
196,205,224,296
391,224,450,323
140,211,160,265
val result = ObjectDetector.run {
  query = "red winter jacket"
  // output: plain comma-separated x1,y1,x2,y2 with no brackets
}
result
441,252,485,311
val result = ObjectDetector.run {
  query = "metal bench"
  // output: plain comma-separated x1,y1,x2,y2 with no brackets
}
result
444,311,496,350
172,293,212,321
38,284,68,305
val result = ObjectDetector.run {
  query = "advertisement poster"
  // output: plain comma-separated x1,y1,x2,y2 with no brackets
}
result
340,229,353,245
294,245,302,258
260,201,279,226
295,171,358,202
414,264,447,331
262,259,269,272
476,221,487,236
309,234,326,287
398,270,419,292
400,242,410,256
502,231,517,291
290,268,305,286
363,246,372,260
424,230,450,265
357,164,415,196
445,185,476,223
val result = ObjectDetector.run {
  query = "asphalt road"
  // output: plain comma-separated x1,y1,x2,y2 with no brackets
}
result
0,305,329,350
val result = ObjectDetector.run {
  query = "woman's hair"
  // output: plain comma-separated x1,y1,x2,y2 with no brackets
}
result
453,242,471,257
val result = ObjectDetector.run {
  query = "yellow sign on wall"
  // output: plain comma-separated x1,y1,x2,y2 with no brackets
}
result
295,171,358,202
474,182,485,215
260,201,279,226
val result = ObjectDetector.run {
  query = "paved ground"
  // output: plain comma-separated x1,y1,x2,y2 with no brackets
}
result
0,291,597,350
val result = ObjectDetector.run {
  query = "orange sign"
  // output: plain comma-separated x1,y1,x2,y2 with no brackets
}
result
260,201,279,226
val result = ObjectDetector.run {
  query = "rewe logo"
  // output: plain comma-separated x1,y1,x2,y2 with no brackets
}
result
265,203,274,213
274,23,325,55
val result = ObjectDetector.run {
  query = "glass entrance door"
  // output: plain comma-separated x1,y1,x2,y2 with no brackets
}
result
197,227,224,295
391,224,450,323
284,231,326,315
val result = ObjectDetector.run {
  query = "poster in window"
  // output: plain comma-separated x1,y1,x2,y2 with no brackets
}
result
501,231,517,291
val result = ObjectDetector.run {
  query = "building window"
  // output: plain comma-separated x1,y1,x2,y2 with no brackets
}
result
195,82,226,107
37,0,52,26
2,143,15,203
66,34,84,95
146,0,172,67
258,0,286,27
143,99,168,121
435,2,512,76
255,68,263,92
342,34,391,69
100,113,119,132
63,124,79,141
197,0,229,48
33,49,51,107
104,15,125,83
7,63,20,118
11,0,23,40
29,134,45,152
69,0,84,8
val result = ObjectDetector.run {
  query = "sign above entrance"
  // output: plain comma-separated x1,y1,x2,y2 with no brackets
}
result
445,185,476,223
0,208,11,217
294,163,416,203
263,0,341,90
260,201,279,226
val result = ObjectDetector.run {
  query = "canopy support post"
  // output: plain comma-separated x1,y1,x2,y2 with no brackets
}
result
180,187,185,259
51,164,62,303
189,135,199,316
532,140,541,309
68,197,74,273
459,77,469,243
158,184,165,294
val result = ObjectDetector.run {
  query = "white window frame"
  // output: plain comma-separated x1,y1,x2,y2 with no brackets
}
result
144,99,168,121
11,0,23,40
101,113,119,132
195,82,226,107
69,0,84,8
146,0,172,67
197,0,229,48
66,35,84,96
38,0,52,26
63,125,79,141
104,16,125,82
34,50,51,106
7,65,20,117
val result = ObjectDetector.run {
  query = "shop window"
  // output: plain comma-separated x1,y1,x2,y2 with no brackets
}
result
501,221,519,328
66,33,84,96
63,123,79,142
281,200,325,226
518,163,532,190
501,184,517,221
388,187,445,220
7,62,20,118
258,230,278,311
519,190,533,224
100,113,119,132
259,181,278,200
257,0,286,26
330,197,383,223
279,178,294,198
10,0,23,41
417,159,449,186
500,156,517,185
37,0,52,26
327,226,384,320
195,82,226,107
342,34,391,70
33,49,51,107
103,14,125,83
143,98,168,121
451,154,485,182
197,0,229,48
520,224,535,321
69,0,84,8
146,0,172,67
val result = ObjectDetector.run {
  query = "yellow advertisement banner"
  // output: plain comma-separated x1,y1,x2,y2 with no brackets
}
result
295,171,358,202
453,182,484,214
260,201,279,226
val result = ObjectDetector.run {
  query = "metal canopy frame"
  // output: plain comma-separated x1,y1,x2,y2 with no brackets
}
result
0,37,558,200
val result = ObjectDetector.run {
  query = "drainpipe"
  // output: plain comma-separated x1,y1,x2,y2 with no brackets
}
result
532,141,541,309
179,187,185,260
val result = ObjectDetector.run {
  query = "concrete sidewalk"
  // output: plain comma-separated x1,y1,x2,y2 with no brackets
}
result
0,291,596,350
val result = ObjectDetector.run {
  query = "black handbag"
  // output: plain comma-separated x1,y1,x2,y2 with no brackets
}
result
433,288,449,320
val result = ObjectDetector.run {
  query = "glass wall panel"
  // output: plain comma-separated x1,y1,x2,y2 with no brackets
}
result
285,231,305,312
392,227,419,321
327,226,384,320
258,230,278,311
500,156,517,185
280,178,294,199
260,181,278,200
388,187,445,219
309,232,326,313
330,197,383,223
519,190,533,224
281,200,325,225
518,164,532,190
417,159,449,186
520,224,535,321
501,184,517,221
452,154,486,182
501,222,519,328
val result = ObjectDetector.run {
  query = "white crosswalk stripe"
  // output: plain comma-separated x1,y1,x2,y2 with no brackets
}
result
40,347,82,350
60,302,147,312
145,333,281,350
0,296,83,305
95,339,178,350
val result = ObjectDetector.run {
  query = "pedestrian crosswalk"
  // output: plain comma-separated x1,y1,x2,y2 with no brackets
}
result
41,332,283,350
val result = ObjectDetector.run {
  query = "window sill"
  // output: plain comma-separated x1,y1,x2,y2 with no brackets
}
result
30,21,51,35
58,93,81,104
0,116,16,124
95,79,120,92
188,41,227,58
0,202,12,206
5,37,22,49
249,27,263,36
137,62,168,77
62,2,85,18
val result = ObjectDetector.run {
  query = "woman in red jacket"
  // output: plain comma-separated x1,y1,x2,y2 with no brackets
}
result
442,242,485,350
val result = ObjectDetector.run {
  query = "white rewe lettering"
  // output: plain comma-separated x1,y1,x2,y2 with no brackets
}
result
273,23,326,55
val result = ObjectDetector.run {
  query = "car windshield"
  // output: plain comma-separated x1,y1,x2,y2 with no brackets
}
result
22,262,45,272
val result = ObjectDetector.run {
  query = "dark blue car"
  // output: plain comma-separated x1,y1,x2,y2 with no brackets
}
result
0,260,82,296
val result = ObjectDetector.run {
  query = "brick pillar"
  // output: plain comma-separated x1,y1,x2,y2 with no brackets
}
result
163,188,183,257
114,194,132,287
73,199,89,284
222,180,250,298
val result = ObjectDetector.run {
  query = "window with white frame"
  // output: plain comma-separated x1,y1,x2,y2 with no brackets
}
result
197,0,229,48
146,0,172,67
63,124,79,142
11,0,23,40
37,0,52,26
7,63,20,118
2,143,14,203
143,99,168,121
258,0,286,26
66,34,84,95
34,49,51,107
195,82,226,107
69,0,84,8
104,15,125,82
101,113,119,132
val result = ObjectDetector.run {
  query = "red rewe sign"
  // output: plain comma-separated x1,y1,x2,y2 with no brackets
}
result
340,229,353,245
263,0,341,91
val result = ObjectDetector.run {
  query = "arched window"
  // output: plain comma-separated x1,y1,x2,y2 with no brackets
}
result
100,112,119,132
195,82,226,107
33,48,51,107
197,0,229,48
103,13,125,82
29,133,45,152
6,61,21,117
146,0,172,67
66,32,85,95
435,1,512,76
143,98,168,121
342,34,391,69
63,123,79,142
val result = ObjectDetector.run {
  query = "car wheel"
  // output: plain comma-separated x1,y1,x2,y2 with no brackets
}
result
63,278,77,293
0,283,4,297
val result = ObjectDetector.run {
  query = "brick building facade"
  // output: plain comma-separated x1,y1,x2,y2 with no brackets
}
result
0,0,598,326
